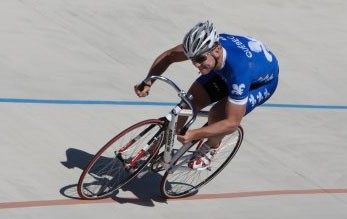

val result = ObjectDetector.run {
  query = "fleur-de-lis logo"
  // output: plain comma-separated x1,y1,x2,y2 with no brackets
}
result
255,74,274,84
256,91,264,102
264,88,271,99
249,94,256,107
231,84,246,95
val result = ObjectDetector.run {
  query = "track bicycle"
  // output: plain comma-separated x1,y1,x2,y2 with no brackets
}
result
77,75,244,199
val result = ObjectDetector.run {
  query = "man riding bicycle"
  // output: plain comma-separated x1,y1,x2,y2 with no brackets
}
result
134,20,279,169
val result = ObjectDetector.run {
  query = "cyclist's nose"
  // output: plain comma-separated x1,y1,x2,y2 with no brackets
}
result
193,62,207,73
192,61,202,68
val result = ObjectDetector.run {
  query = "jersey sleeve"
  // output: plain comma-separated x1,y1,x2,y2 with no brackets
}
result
226,66,251,105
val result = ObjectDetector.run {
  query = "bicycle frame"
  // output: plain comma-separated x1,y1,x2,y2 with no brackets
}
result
161,107,209,172
142,76,209,173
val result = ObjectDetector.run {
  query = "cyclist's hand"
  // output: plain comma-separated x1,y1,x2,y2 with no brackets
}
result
177,130,194,144
134,81,151,97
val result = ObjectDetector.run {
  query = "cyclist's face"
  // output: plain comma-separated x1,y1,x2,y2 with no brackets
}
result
192,52,215,74
191,50,217,74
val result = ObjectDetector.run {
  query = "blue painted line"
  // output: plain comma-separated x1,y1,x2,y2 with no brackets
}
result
262,103,347,110
0,98,176,106
0,98,346,110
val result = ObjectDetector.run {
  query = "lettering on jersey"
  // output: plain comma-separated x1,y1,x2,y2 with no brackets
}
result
223,35,253,58
231,83,246,96
221,35,273,62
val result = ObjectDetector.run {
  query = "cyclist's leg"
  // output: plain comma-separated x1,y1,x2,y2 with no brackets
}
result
177,72,229,133
177,72,224,132
189,72,229,148
176,81,210,133
187,81,211,110
206,76,279,147
205,97,229,148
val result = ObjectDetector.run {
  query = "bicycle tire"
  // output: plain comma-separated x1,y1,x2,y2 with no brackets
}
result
77,119,164,199
160,126,244,198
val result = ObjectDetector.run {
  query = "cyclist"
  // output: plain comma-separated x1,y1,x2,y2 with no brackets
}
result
134,20,279,169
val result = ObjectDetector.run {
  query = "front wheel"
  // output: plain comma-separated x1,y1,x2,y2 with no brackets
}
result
77,119,164,199
160,126,244,198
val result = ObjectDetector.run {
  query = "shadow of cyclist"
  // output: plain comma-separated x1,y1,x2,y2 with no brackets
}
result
60,148,167,206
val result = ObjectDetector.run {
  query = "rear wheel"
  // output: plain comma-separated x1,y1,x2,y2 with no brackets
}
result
160,126,244,198
77,119,164,199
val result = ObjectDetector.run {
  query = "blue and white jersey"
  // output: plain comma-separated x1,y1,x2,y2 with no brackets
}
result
213,34,279,105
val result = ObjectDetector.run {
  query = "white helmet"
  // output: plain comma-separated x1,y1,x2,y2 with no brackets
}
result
183,20,219,58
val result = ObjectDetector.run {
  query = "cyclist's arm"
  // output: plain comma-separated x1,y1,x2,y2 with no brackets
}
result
146,44,187,84
178,101,246,142
135,44,187,97
201,102,245,137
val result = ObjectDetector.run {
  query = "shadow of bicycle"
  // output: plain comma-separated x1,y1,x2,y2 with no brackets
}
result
60,148,167,206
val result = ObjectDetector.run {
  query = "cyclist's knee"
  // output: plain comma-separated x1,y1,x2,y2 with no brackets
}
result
188,81,211,110
208,98,227,123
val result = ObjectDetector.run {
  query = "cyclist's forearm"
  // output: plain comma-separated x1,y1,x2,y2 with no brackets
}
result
190,119,239,140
